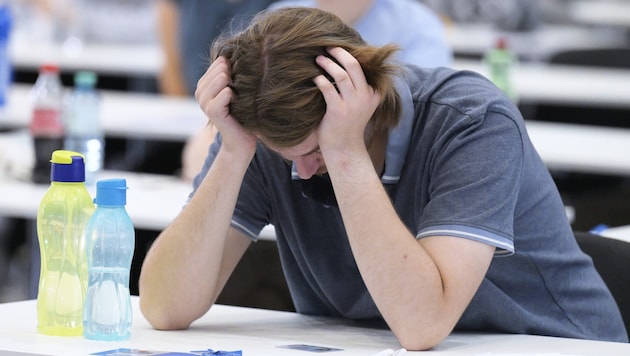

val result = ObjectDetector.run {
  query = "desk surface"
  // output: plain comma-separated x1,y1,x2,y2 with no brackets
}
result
0,170,277,240
445,23,628,61
453,59,630,109
524,121,630,177
0,297,629,356
0,85,205,141
9,40,163,76
3,59,630,142
9,23,627,76
0,171,188,232
601,225,630,243
569,0,630,28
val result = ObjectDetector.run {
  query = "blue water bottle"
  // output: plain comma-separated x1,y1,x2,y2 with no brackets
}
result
83,178,135,341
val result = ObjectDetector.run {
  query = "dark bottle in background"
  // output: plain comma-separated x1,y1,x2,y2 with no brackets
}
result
29,64,65,184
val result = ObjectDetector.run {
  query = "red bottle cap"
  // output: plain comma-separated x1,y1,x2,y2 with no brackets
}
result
40,64,60,73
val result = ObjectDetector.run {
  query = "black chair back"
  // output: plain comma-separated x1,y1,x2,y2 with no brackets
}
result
575,231,630,340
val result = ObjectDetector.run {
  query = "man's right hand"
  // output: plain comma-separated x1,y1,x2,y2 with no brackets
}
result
195,56,257,158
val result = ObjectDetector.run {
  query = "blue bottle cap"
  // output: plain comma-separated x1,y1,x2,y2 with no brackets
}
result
50,150,85,182
94,178,128,206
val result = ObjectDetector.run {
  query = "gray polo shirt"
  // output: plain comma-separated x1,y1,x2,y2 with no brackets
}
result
192,65,627,342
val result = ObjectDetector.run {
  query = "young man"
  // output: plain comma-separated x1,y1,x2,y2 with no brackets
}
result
139,7,627,350
180,0,453,181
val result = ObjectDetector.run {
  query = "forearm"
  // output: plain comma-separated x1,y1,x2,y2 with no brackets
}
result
326,149,458,350
311,44,493,350
139,148,251,329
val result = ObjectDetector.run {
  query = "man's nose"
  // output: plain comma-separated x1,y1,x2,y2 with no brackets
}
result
294,156,320,180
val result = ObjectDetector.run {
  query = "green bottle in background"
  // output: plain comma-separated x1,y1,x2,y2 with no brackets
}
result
36,150,95,336
484,37,518,102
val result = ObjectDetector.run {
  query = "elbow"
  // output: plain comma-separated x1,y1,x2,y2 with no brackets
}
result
397,334,444,351
139,294,193,331
392,321,453,351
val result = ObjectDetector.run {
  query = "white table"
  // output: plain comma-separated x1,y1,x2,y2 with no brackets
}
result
453,59,630,109
445,23,628,61
525,121,630,177
0,170,276,239
569,0,630,28
9,23,627,77
0,85,205,142
9,40,163,77
3,58,630,141
0,171,189,232
601,225,630,243
0,170,275,300
0,297,629,356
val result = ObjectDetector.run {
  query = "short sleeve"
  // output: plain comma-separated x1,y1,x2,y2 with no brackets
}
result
417,109,524,255
190,135,271,241
231,149,274,240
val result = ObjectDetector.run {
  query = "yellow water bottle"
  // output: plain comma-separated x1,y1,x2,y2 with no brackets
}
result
36,150,95,336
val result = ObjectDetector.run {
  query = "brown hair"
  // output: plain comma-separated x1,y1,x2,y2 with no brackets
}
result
211,7,402,148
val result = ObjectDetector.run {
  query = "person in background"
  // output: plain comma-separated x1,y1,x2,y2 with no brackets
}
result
425,0,541,32
156,0,279,180
181,0,453,181
157,0,278,97
139,7,627,350
269,0,452,67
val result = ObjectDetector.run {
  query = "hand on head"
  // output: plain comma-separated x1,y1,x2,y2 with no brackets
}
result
313,47,381,156
195,56,257,157
195,46,381,164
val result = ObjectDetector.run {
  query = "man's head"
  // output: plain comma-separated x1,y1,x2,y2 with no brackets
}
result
210,7,402,149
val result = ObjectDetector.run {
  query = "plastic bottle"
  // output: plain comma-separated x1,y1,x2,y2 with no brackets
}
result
483,37,518,102
64,71,103,185
0,3,12,107
83,178,134,341
36,150,95,336
30,64,65,184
